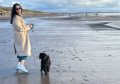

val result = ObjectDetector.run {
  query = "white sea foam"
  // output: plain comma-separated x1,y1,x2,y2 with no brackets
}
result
106,21,120,28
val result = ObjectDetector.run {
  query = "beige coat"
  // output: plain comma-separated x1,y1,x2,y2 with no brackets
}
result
12,15,31,56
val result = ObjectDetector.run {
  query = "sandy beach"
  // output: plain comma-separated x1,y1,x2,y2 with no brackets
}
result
1,15,120,84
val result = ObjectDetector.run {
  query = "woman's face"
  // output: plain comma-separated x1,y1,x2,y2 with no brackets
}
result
15,5,22,15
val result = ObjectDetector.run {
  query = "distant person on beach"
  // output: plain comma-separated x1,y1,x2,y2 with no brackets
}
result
10,3,33,73
0,12,2,15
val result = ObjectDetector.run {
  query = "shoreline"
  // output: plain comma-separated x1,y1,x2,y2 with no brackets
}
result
1,14,120,21
0,13,60,21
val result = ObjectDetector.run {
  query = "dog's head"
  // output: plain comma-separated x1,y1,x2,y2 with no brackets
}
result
39,52,47,59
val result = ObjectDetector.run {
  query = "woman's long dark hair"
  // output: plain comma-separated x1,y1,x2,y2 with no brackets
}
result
10,3,22,24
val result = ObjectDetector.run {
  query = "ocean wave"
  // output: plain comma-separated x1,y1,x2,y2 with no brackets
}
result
105,21,120,29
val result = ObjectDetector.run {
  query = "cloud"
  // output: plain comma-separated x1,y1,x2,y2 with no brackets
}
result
30,0,120,12
0,0,3,2
64,0,113,7
0,0,120,12
11,1,20,4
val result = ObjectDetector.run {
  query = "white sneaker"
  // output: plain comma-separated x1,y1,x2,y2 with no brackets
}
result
16,64,20,70
18,65,28,73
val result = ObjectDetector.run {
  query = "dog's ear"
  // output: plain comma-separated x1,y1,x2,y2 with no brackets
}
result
39,53,42,59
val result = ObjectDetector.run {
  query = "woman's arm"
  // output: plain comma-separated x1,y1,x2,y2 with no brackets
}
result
13,16,31,32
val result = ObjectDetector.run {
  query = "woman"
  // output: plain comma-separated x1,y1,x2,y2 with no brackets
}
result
10,3,33,72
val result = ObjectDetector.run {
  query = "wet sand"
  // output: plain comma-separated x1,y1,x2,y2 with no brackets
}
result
1,15,120,84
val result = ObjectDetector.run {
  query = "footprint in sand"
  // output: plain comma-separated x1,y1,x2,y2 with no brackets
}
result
47,49,49,50
107,47,110,48
56,51,59,52
49,50,54,51
83,79,89,82
57,65,60,67
56,70,59,72
71,58,75,60
74,49,77,52
59,52,63,53
78,59,82,61
74,57,79,59
108,55,112,57
84,75,87,78
81,51,85,52
63,70,67,72
71,77,75,82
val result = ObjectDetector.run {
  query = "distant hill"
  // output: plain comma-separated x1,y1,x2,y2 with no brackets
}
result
0,6,11,14
0,6,49,16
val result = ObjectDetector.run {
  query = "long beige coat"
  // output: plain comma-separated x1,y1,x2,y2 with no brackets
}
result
12,15,31,56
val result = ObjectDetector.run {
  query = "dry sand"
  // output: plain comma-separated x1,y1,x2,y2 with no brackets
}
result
1,15,120,84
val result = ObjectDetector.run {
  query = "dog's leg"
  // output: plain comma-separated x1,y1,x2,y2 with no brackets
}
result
40,61,43,71
40,66,42,71
45,70,48,75
44,68,48,75
40,66,44,75
47,66,50,72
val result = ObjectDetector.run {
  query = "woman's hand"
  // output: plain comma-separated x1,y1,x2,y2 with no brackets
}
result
29,24,33,29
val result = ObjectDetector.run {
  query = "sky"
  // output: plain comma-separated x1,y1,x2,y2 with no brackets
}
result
0,0,120,13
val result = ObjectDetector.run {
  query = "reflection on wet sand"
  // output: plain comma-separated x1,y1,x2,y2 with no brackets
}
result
15,72,29,84
41,74,51,84
15,71,51,84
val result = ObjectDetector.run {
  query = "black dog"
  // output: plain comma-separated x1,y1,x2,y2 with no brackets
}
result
39,53,51,75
